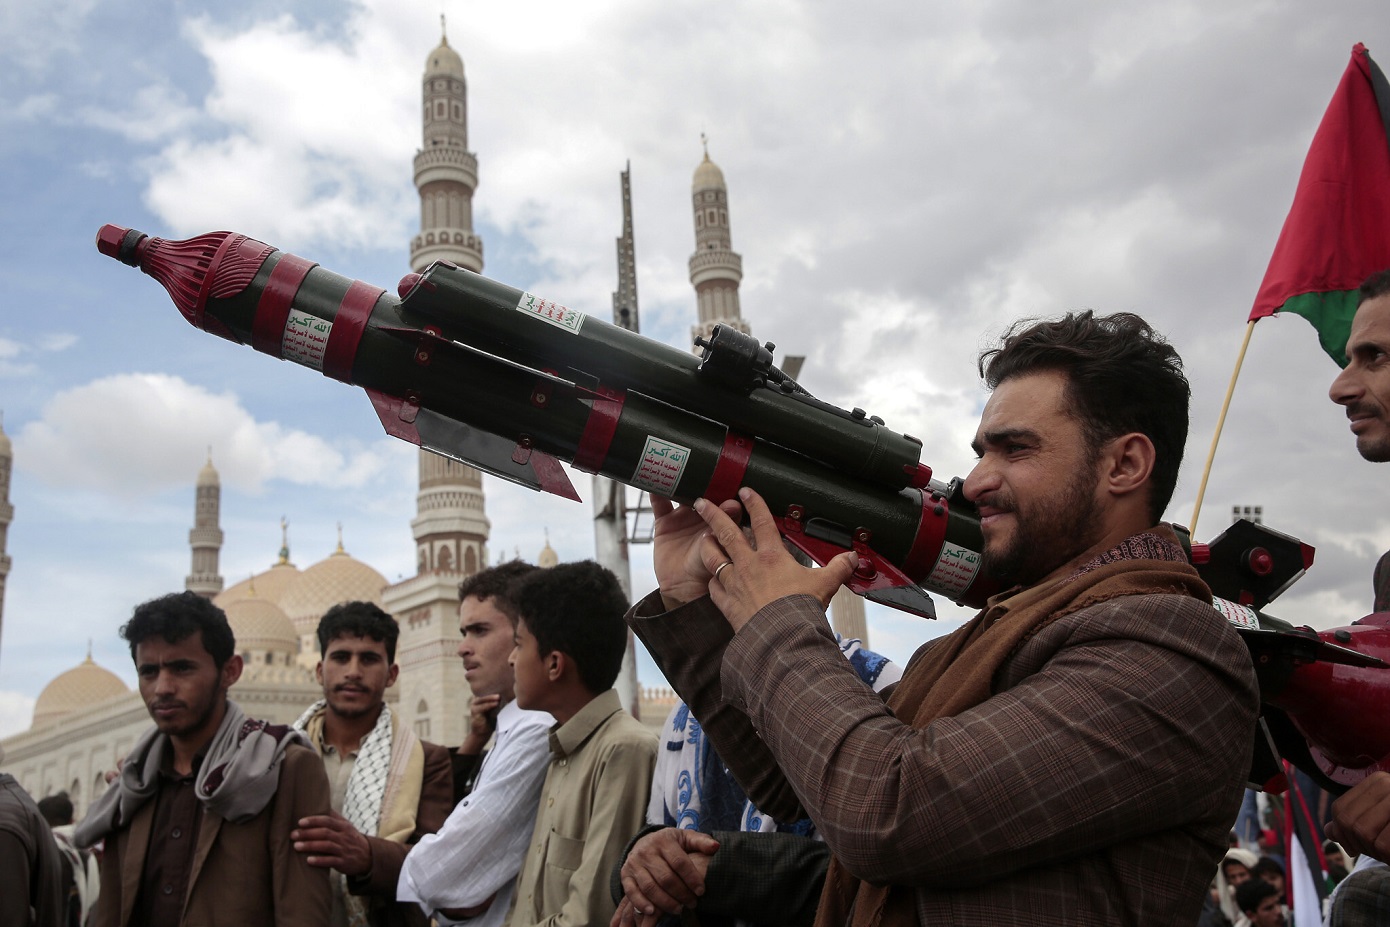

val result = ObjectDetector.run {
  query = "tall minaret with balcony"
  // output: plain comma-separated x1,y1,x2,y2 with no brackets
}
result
185,453,225,598
0,416,13,648
689,137,749,344
386,19,491,747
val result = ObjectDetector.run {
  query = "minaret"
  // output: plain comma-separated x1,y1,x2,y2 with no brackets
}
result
185,452,225,598
689,136,749,345
385,18,492,746
0,415,13,647
410,16,483,275
612,162,640,332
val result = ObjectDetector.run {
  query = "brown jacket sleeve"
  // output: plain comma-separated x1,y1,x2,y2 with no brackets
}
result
353,740,455,896
272,743,334,927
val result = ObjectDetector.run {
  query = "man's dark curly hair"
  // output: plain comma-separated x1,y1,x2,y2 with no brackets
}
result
1359,268,1390,305
511,560,628,695
121,591,236,669
458,560,540,623
316,601,400,661
978,311,1189,523
1234,877,1279,916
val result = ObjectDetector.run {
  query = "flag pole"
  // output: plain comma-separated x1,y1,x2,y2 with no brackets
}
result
1189,319,1257,536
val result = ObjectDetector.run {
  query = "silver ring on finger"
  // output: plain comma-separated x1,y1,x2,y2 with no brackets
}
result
714,560,734,582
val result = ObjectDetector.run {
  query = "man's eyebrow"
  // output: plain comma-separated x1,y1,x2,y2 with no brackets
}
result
974,428,1040,453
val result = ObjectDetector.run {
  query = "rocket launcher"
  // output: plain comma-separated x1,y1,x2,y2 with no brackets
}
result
96,224,984,616
98,225,1390,792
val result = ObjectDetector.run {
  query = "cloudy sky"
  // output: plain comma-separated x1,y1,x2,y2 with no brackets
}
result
1,0,1387,737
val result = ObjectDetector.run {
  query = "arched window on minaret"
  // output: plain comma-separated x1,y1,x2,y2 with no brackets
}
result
464,546,477,575
438,546,453,571
415,699,431,738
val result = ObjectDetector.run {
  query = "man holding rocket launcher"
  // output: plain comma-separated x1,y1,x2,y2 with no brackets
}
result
101,223,1387,923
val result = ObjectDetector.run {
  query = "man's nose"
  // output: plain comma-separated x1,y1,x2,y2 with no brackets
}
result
962,459,997,502
1330,364,1361,406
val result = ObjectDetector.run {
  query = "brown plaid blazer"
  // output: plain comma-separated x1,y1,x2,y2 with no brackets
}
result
629,586,1258,926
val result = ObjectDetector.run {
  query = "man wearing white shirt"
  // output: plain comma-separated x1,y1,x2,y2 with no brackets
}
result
398,562,553,926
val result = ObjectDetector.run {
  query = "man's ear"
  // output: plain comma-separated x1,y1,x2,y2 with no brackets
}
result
387,663,400,688
546,650,566,684
222,653,244,690
315,661,324,687
1102,432,1155,499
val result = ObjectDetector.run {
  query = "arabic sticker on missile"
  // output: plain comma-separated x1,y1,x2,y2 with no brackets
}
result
923,542,982,599
517,292,585,334
282,309,333,371
632,436,691,495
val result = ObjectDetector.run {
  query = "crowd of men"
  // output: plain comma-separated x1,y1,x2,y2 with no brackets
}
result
5,274,1390,926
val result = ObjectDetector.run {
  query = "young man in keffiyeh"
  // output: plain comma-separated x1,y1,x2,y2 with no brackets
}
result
76,592,332,927
289,602,453,927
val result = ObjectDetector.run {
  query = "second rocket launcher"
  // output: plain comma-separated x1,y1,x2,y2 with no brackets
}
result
97,224,987,615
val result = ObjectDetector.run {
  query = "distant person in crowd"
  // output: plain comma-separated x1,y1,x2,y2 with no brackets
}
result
509,561,656,926
614,635,900,926
1324,840,1350,884
1234,878,1286,927
290,602,453,927
1326,268,1390,925
1217,848,1260,925
629,312,1257,924
38,791,98,927
1,745,65,926
398,562,553,927
1249,857,1286,900
74,591,331,926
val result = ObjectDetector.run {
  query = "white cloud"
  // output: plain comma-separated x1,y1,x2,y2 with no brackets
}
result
15,373,401,496
0,692,36,740
78,83,201,143
0,333,78,378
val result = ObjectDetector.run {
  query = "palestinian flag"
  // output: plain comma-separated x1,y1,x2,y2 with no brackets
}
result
1248,43,1390,367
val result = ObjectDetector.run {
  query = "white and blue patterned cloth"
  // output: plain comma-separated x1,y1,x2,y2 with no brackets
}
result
646,633,901,837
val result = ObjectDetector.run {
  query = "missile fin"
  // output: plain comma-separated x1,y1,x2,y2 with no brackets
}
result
776,517,937,620
365,389,580,501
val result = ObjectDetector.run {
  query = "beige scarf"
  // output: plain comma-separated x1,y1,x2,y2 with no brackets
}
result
815,527,1210,927
295,702,425,925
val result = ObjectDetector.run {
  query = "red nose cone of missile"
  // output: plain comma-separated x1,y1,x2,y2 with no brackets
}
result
96,224,149,266
398,273,423,299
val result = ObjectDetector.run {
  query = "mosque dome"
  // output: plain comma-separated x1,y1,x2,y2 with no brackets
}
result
427,36,465,78
225,598,298,654
538,534,558,569
196,455,219,487
279,549,388,635
32,654,129,729
215,561,302,610
693,152,726,192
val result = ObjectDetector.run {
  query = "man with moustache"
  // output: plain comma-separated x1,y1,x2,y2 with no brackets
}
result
398,561,554,927
1323,269,1390,926
75,592,331,926
290,602,453,927
622,312,1259,925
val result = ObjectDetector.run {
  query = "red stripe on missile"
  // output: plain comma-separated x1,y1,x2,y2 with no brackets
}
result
901,491,950,586
573,386,626,473
323,280,384,382
704,432,753,504
251,254,316,356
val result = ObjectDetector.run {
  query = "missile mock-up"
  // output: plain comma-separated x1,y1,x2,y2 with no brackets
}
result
96,224,988,616
98,224,1390,793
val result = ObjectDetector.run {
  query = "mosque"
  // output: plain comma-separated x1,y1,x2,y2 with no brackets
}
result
0,25,867,814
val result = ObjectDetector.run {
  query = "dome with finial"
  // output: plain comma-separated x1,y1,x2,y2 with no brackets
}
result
278,534,388,636
196,449,219,487
214,518,301,608
224,598,298,655
32,648,129,729
693,135,726,192
427,15,465,78
538,530,558,568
